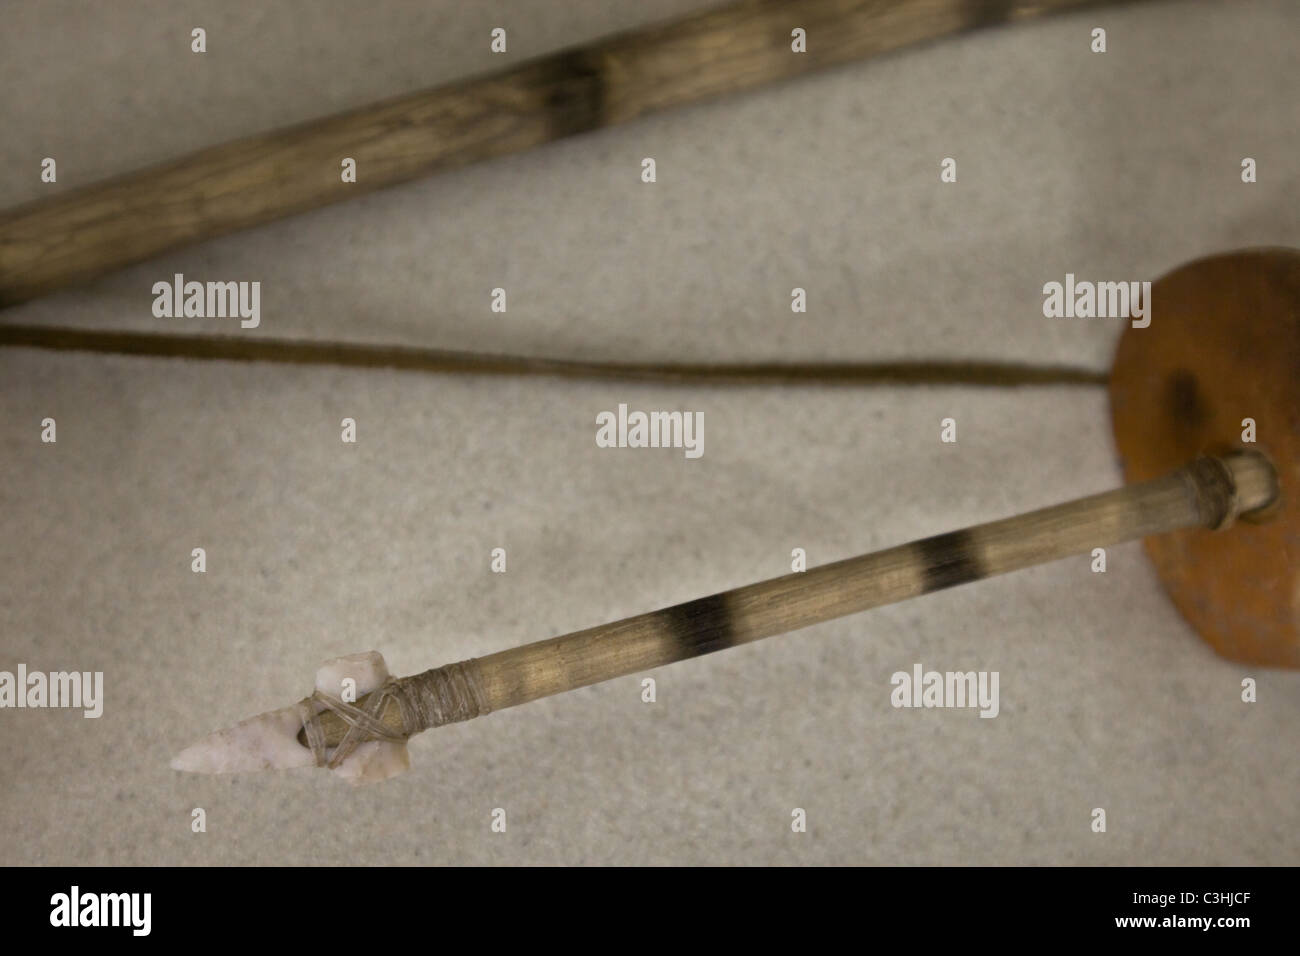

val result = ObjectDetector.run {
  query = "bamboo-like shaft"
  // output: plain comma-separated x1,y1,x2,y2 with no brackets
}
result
309,452,1277,747
0,0,1136,307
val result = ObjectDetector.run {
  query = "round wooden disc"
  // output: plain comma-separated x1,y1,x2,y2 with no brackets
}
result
1109,247,1299,668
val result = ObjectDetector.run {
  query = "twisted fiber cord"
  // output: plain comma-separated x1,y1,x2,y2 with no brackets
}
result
1182,455,1240,531
299,662,491,767
0,324,1109,387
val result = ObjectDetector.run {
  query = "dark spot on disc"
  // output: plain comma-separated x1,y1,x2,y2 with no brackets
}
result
1167,368,1210,430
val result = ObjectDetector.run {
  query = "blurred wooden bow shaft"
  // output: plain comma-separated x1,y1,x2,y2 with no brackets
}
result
0,0,1140,306
304,452,1277,749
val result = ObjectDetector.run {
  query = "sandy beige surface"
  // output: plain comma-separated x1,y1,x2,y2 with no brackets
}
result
1,0,1297,865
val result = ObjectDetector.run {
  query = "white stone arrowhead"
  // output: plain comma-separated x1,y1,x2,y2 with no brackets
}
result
171,651,411,785
170,701,316,774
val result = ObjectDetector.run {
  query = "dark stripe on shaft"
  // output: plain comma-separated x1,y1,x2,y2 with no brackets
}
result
914,529,986,593
661,592,738,659
540,50,606,138
963,0,1024,29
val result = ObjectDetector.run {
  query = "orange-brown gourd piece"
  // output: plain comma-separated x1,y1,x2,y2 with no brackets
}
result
1110,248,1300,667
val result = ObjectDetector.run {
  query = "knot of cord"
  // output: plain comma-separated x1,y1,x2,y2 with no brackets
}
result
1183,455,1239,531
296,660,489,770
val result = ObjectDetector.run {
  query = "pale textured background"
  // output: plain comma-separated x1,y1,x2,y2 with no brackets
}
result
1,0,1297,865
